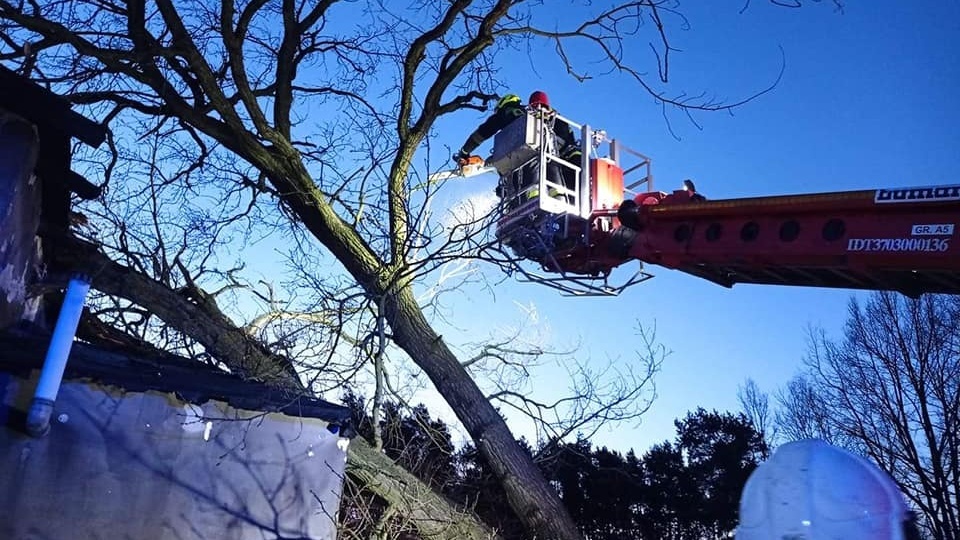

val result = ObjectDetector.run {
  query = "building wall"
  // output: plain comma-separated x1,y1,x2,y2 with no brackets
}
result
0,376,348,539
0,111,41,330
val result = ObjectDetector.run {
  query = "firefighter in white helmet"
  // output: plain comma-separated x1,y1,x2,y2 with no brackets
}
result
736,439,922,540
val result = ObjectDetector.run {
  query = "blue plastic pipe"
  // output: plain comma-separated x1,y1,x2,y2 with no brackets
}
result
26,276,91,437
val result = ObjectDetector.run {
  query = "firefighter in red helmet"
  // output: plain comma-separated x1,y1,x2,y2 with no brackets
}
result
528,90,550,109
526,90,577,155
527,90,580,201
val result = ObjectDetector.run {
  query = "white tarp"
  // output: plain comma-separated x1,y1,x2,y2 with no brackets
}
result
0,378,349,539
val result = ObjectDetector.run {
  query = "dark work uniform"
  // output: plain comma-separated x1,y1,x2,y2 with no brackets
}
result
552,119,581,195
551,119,578,157
459,102,580,202
459,102,527,155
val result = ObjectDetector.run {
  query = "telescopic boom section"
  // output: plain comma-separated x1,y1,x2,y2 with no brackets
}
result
611,184,960,297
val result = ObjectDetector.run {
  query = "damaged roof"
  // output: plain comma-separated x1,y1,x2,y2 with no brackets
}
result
0,65,106,148
0,65,106,203
0,327,355,437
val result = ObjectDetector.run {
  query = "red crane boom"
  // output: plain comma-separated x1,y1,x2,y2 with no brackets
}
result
611,185,960,297
477,110,959,296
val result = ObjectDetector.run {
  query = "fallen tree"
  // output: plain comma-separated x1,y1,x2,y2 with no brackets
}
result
44,233,499,540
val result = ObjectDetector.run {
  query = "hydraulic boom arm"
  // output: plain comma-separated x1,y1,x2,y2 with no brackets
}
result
484,110,959,297
608,184,960,297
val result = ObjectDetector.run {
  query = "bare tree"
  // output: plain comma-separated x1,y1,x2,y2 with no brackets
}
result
0,1,836,537
58,114,660,538
773,373,849,445
775,293,960,540
737,377,774,456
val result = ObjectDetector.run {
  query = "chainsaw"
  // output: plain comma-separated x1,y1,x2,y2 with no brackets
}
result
427,155,498,183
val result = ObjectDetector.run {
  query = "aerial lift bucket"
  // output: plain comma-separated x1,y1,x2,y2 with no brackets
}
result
485,114,657,296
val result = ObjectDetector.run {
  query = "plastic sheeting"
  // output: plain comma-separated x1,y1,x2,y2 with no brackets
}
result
0,378,349,539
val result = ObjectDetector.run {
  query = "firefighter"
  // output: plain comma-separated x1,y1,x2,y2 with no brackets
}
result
527,90,580,202
683,179,707,201
453,93,529,207
453,93,526,164
527,90,578,152
736,439,923,540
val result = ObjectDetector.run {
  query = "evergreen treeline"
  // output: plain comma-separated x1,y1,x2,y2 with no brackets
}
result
340,392,767,539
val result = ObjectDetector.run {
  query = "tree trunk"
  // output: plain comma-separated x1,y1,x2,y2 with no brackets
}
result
43,233,303,389
384,285,581,540
262,155,584,540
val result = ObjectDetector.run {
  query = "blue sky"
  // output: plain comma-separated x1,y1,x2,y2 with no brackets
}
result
425,1,960,453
